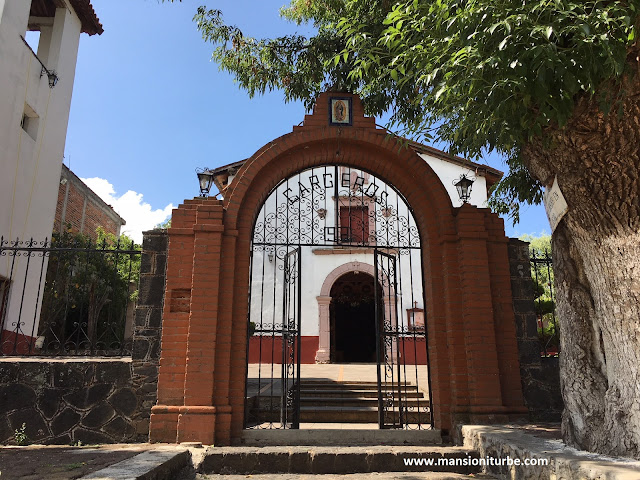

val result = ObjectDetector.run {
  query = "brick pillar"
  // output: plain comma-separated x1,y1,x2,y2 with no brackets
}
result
209,229,238,445
176,202,225,444
150,202,198,443
484,213,526,411
437,239,466,433
454,205,504,418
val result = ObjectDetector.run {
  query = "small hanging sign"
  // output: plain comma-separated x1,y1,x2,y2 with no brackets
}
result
543,176,568,233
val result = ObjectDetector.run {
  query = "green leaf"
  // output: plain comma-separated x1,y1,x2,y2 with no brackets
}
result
545,26,553,39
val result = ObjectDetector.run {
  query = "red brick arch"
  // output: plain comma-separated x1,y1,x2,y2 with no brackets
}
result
149,93,527,446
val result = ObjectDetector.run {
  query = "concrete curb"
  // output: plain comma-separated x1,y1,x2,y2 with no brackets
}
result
80,448,190,480
195,473,499,480
197,445,481,475
462,425,640,479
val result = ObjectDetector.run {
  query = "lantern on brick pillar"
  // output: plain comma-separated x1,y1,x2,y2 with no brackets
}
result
196,168,215,197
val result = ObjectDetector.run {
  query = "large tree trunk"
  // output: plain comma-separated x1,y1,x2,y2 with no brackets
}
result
522,71,640,458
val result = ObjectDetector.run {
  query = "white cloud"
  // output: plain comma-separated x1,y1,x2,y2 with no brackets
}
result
81,177,173,244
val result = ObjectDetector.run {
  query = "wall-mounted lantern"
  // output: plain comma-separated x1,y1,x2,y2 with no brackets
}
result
453,174,475,204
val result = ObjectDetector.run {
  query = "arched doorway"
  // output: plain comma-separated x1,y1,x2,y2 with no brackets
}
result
149,92,527,446
330,271,380,363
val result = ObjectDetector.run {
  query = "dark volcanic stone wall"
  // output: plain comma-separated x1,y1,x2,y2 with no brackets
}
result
0,230,168,445
0,359,145,444
508,238,563,421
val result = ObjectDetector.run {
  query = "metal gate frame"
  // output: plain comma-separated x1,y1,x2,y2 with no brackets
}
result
245,165,432,430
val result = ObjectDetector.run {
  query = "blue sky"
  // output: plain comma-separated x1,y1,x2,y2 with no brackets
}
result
62,0,550,242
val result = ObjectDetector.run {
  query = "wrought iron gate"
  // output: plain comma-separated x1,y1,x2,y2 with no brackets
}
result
375,249,430,428
245,165,431,429
245,246,301,428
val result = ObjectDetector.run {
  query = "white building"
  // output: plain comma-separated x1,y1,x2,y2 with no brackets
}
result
211,144,502,364
0,0,102,349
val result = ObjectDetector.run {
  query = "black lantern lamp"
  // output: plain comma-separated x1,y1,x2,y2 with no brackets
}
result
46,70,58,88
453,174,475,204
196,168,215,197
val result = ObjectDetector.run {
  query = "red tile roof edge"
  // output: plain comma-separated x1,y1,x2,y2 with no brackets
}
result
70,0,103,36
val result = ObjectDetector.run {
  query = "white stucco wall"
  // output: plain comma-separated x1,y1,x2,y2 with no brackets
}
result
0,0,83,338
418,152,489,208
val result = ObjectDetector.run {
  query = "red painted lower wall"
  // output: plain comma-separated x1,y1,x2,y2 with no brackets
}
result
248,335,428,365
398,338,428,365
1,330,37,355
248,336,319,364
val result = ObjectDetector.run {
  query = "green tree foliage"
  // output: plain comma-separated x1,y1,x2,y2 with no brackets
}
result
39,227,140,352
155,218,172,229
175,0,638,220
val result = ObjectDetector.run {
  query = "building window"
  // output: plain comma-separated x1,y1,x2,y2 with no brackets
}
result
21,104,39,140
339,206,369,243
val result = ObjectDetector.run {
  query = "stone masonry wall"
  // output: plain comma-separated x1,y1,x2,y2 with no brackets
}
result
0,230,167,444
508,238,563,421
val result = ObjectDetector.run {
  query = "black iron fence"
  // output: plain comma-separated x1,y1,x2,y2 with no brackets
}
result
0,235,140,356
530,249,559,357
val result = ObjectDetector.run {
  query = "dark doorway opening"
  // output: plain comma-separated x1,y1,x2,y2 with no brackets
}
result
330,272,379,363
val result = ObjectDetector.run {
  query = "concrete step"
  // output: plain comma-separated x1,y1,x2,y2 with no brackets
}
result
299,389,424,398
80,448,190,480
196,446,483,475
299,396,430,408
300,382,418,391
239,428,442,447
196,473,498,480
257,396,429,410
253,405,431,424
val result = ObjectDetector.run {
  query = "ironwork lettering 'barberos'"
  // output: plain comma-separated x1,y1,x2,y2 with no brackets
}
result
252,165,419,254
248,165,428,430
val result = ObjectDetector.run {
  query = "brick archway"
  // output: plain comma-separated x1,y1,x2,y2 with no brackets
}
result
150,92,527,445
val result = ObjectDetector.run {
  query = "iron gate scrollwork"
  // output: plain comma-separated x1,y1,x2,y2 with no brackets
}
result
245,165,431,430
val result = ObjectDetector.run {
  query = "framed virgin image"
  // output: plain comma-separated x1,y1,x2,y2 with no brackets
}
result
329,97,353,126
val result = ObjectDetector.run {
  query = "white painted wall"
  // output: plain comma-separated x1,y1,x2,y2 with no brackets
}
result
418,153,489,208
0,0,83,338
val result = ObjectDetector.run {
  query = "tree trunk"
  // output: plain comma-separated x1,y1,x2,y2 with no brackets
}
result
521,72,640,458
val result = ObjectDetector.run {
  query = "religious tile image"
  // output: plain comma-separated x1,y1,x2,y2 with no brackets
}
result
330,97,352,125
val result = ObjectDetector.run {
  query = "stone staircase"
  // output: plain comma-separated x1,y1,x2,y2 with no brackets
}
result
250,379,431,425
300,379,430,424
220,379,497,478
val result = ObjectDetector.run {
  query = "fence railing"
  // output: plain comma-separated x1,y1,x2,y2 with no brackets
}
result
530,249,559,357
0,236,140,356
